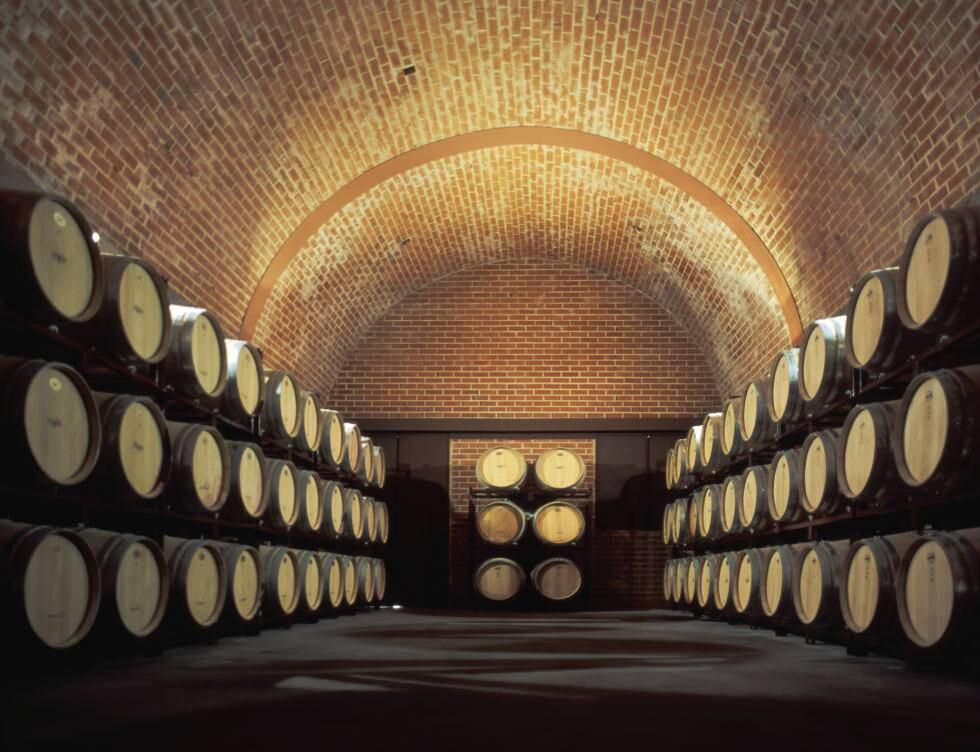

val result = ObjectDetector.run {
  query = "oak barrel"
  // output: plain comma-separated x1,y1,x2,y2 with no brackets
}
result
0,521,101,648
372,558,386,603
221,340,264,421
165,421,230,514
672,558,688,604
316,551,344,610
672,438,689,487
318,409,345,469
671,496,689,546
699,412,724,471
358,437,375,485
532,501,586,545
341,422,362,475
356,556,375,605
261,371,302,440
697,554,719,610
163,536,226,629
259,546,300,617
663,559,675,602
93,391,170,500
738,465,770,532
839,532,917,638
697,484,723,541
215,542,262,623
372,445,387,489
713,551,739,613
845,267,932,371
162,306,227,400
766,449,803,524
475,446,527,491
295,550,324,613
665,447,676,490
474,557,524,601
761,544,805,622
838,400,901,501
896,527,980,651
720,475,742,535
296,469,324,534
475,499,527,544
79,528,168,638
686,491,701,542
799,429,844,516
739,380,773,447
533,447,586,492
732,548,767,617
767,348,804,425
896,206,980,334
265,459,300,529
0,358,100,486
322,481,346,539
296,390,322,453
363,496,378,543
799,316,851,407
662,503,673,545
531,558,582,601
685,425,704,477
792,539,850,629
0,191,105,322
683,555,701,606
223,441,269,521
721,396,743,458
893,366,980,494
341,555,358,607
343,487,364,541
377,501,390,545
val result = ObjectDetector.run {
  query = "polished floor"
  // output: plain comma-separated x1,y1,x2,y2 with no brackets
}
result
4,609,980,750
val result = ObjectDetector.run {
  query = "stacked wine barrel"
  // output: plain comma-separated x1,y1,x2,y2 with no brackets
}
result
0,191,391,655
471,446,590,608
663,205,980,660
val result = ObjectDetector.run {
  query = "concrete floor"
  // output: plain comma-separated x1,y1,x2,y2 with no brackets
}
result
4,609,980,750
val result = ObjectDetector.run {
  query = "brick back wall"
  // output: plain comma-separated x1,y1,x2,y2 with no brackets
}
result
330,258,721,418
591,531,670,610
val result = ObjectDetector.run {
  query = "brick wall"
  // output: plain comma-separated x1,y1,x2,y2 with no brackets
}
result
330,258,721,418
591,531,670,610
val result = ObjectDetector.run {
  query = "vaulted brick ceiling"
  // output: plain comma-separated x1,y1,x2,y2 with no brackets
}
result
1,1,976,397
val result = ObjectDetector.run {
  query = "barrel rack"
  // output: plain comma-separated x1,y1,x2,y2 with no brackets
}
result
468,486,593,610
0,301,389,661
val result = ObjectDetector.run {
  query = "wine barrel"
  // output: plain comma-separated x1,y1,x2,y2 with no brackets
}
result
767,348,804,425
671,558,688,604
295,550,324,614
355,556,375,605
531,558,582,601
799,316,851,408
665,447,676,490
78,528,168,639
761,544,805,622
685,425,704,477
296,390,322,453
372,445,386,489
686,491,701,542
0,358,100,486
377,501,390,545
475,499,526,544
533,447,585,492
896,206,980,334
699,412,724,471
663,559,675,602
74,254,171,363
766,449,803,524
732,548,767,617
896,527,980,652
221,340,264,421
475,446,526,491
893,366,980,494
318,409,345,469
363,497,378,544
163,537,226,629
713,551,739,614
164,421,230,514
845,267,932,371
799,429,844,516
792,539,850,629
162,306,227,400
296,469,324,534
662,503,673,545
720,475,742,536
340,422,362,475
358,437,375,485
215,542,262,623
739,380,773,447
258,546,300,617
262,371,302,441
474,557,524,601
697,484,723,541
316,551,344,610
697,554,719,611
839,533,918,638
341,555,358,607
673,438,690,487
372,559,386,603
0,521,101,648
721,396,744,459
738,465,770,532
838,400,901,501
683,555,701,607
672,496,689,546
532,501,586,545
0,191,105,322
320,481,345,539
343,487,364,541
93,392,170,500
265,459,300,529
223,441,269,521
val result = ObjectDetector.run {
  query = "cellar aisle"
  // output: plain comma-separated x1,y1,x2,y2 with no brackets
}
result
4,609,979,751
